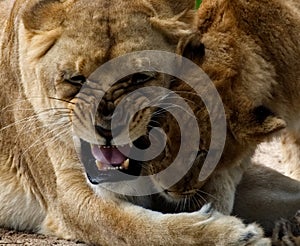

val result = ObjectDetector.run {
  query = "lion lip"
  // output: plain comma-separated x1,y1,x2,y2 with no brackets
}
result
91,144,131,169
95,159,130,171
79,139,143,184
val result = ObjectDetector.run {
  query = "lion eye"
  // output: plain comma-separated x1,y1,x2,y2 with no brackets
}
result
66,75,86,86
253,105,274,123
131,72,157,85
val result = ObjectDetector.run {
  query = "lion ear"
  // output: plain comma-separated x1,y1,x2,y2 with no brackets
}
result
177,33,205,63
22,0,67,31
20,0,66,62
161,0,196,15
150,0,197,42
231,106,286,143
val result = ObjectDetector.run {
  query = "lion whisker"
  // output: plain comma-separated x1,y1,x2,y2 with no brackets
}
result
0,113,45,132
15,118,70,140
6,107,70,112
162,95,199,107
197,189,219,202
193,192,208,208
0,108,71,132
48,97,75,105
152,103,195,118
191,195,204,210
174,198,182,212
0,97,48,113
21,123,71,158
30,127,71,163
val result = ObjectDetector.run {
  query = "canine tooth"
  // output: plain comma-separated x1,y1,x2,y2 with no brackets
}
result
129,142,133,148
122,159,129,170
96,160,103,170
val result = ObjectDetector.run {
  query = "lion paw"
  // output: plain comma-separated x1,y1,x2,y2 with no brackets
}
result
236,224,271,246
217,219,271,246
272,211,300,246
163,204,270,245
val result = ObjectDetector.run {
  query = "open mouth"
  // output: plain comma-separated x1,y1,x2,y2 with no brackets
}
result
79,138,148,184
91,144,131,171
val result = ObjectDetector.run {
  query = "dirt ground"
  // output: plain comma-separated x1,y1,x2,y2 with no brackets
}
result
0,228,87,246
0,139,290,245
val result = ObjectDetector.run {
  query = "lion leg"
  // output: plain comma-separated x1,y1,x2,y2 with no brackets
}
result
232,163,300,235
202,164,245,215
281,131,300,181
40,167,270,245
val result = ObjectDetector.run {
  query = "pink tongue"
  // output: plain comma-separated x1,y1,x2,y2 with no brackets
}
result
91,145,130,166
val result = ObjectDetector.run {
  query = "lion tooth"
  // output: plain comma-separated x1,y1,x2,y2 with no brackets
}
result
102,146,111,149
129,142,133,148
122,159,129,170
96,160,104,170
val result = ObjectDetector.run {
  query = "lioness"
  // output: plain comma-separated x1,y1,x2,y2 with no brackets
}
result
0,0,273,245
0,0,299,245
150,0,300,237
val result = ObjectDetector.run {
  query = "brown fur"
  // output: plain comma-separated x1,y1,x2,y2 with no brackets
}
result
0,0,272,245
159,0,300,239
272,211,300,246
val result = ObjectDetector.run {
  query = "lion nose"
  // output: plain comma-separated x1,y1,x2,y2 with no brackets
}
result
98,100,115,118
95,125,112,139
95,124,124,143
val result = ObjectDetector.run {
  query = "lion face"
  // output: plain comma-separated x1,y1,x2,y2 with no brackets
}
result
17,0,197,189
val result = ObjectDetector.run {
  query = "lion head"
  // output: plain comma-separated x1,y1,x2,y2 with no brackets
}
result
9,0,206,198
145,0,289,211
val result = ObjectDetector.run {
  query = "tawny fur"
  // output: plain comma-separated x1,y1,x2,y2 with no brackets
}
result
0,0,272,245
166,0,300,240
0,0,298,245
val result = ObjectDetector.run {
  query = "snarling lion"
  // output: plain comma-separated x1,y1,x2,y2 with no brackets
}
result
0,0,298,245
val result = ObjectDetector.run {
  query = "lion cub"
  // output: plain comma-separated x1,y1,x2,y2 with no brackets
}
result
153,0,300,239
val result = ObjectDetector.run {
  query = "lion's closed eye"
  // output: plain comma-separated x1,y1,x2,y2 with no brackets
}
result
65,75,87,86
